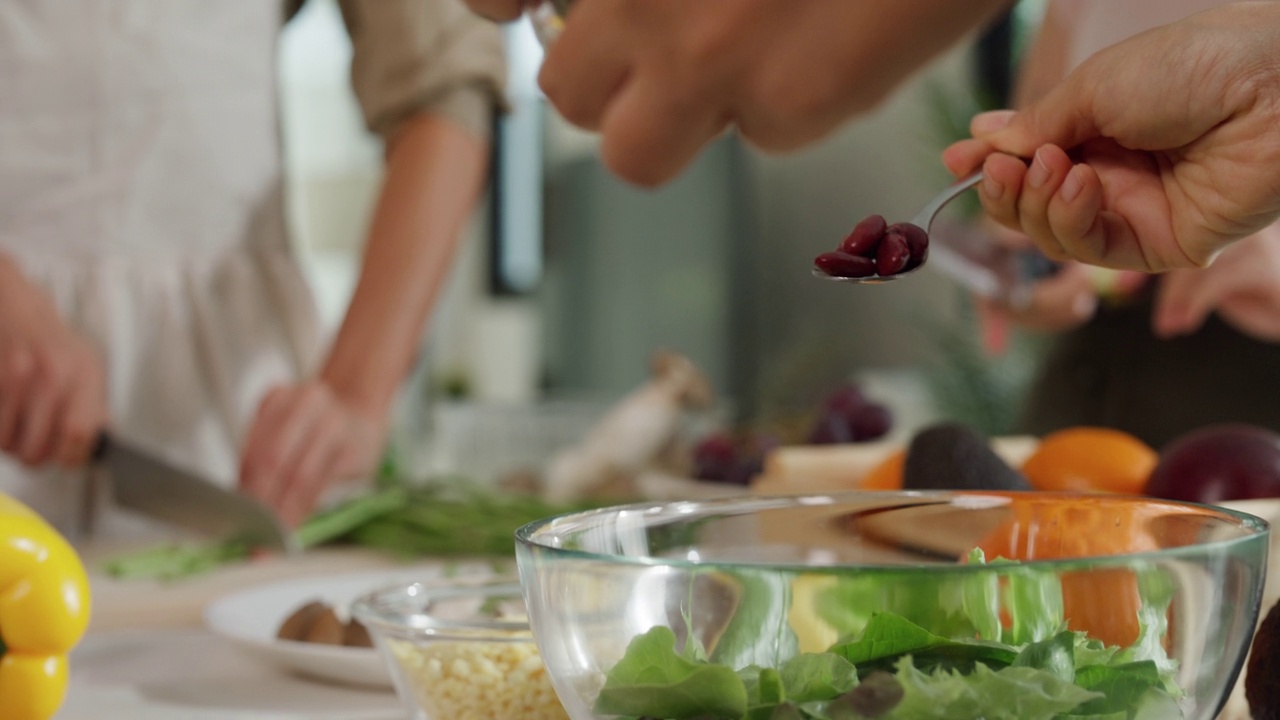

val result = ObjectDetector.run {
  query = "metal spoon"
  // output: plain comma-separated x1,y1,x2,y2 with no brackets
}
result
813,171,985,285
814,172,1062,308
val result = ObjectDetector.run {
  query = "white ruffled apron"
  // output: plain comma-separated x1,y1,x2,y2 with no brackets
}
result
0,1,322,536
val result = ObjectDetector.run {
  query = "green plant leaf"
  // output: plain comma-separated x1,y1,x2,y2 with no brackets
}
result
778,653,858,703
962,549,1002,642
1003,567,1064,646
891,657,1101,720
831,612,1017,674
1012,631,1076,683
833,613,945,665
1071,661,1162,716
595,626,748,720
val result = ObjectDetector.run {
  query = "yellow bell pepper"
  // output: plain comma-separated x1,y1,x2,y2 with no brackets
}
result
0,493,92,720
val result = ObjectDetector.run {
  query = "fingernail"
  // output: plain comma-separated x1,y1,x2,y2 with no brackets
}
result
1072,293,1097,319
1116,271,1148,295
1027,149,1051,189
972,110,1016,135
1060,166,1083,203
1154,311,1184,338
982,174,1004,201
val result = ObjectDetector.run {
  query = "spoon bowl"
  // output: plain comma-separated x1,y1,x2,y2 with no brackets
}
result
814,171,984,284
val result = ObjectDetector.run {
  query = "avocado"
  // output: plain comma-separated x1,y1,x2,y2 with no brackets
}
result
902,423,1032,492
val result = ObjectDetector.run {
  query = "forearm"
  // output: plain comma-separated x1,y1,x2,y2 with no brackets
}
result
319,111,490,419
0,252,30,303
822,0,1015,112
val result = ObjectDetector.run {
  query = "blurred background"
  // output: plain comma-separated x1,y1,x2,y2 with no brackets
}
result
278,0,1050,485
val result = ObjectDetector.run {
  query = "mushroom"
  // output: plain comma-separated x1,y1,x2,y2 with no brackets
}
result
276,600,328,642
343,619,374,648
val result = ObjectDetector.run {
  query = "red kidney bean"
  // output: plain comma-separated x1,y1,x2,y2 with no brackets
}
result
876,231,910,276
817,215,931,278
815,251,876,278
839,214,887,257
892,222,929,268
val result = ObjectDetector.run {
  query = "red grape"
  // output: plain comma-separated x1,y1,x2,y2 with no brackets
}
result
809,412,854,445
849,403,892,442
692,433,737,483
808,383,894,445
823,384,867,414
692,432,776,485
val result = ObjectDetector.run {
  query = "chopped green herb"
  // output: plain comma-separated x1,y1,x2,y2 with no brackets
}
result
104,481,603,581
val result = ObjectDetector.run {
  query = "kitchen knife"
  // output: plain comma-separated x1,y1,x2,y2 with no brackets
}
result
93,434,296,553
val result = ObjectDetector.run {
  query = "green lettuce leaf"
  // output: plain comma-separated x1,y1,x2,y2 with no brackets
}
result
1071,661,1162,717
962,549,1003,642
595,626,747,719
831,612,1017,673
889,656,1101,720
778,653,858,703
1003,566,1065,646
1012,630,1076,683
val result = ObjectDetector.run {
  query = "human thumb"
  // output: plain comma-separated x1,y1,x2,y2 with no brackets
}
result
978,71,1103,160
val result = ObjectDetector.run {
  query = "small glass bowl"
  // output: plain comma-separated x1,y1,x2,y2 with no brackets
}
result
352,575,570,720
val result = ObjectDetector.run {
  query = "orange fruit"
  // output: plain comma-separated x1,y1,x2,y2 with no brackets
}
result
975,495,1164,647
1021,427,1157,495
860,449,905,490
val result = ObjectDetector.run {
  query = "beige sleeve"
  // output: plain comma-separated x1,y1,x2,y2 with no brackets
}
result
337,0,508,142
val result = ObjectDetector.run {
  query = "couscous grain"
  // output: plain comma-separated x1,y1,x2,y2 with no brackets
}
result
389,637,569,720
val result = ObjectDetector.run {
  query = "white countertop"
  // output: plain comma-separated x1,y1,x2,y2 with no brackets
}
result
58,545,421,720
62,630,404,720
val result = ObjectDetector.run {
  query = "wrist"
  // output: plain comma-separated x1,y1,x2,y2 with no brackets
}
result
318,364,396,425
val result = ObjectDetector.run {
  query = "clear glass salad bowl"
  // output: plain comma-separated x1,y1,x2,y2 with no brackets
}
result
515,492,1270,720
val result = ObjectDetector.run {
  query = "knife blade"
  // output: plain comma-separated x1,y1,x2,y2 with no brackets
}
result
93,435,296,553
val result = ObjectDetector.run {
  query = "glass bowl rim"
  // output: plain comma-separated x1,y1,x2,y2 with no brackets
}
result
351,575,533,641
514,490,1271,573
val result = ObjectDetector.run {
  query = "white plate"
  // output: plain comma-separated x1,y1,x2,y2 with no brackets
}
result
204,563,498,689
